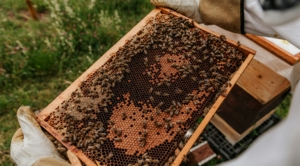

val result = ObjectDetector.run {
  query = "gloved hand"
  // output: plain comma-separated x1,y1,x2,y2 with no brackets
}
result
150,0,202,23
10,106,71,166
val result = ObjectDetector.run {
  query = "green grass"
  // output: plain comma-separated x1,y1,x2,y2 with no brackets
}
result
275,93,292,118
0,1,292,165
0,0,152,165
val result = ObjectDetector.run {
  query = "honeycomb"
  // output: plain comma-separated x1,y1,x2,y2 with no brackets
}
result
44,12,245,166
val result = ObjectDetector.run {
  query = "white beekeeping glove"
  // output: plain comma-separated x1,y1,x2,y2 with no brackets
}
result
10,106,68,166
150,0,202,23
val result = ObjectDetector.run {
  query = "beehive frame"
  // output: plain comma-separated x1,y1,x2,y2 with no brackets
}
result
37,7,255,166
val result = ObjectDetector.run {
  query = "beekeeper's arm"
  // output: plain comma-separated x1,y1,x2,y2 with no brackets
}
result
10,106,75,166
151,0,300,48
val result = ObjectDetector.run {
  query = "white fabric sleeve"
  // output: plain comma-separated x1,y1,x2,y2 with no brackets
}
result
244,0,300,49
219,81,300,166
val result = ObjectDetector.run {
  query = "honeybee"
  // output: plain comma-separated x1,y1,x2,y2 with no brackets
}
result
142,121,147,129
142,108,148,114
144,57,148,66
57,147,67,152
165,117,172,122
111,127,117,134
196,59,203,63
174,109,180,115
146,71,152,77
216,54,224,58
149,96,155,103
138,137,145,142
181,74,187,79
154,121,162,127
175,88,183,94
157,101,164,108
177,102,182,108
221,92,227,97
116,129,122,136
104,107,108,113
143,129,148,137
171,100,177,106
203,49,209,54
165,82,171,87
137,159,144,165
162,93,170,97
176,120,183,124
95,143,101,149
169,111,174,117
142,152,149,159
220,34,226,41
226,62,231,67
73,135,78,141
167,58,174,63
207,87,214,92
185,96,193,100
168,156,175,163
191,76,197,82
155,55,160,62
157,82,164,87
177,128,184,135
226,81,232,87
155,108,161,115
182,100,189,104
106,152,114,159
149,87,153,94
183,155,189,162
150,115,154,121
114,137,122,142
152,159,159,164
140,141,146,147
178,141,184,150
169,122,174,128
61,137,68,142
154,91,162,96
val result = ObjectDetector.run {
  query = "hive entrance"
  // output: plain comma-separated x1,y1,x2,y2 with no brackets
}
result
44,11,245,166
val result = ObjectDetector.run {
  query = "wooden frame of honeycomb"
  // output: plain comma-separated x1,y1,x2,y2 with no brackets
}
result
37,7,255,166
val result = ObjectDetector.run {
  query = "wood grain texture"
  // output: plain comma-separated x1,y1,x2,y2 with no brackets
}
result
237,59,290,104
245,34,299,65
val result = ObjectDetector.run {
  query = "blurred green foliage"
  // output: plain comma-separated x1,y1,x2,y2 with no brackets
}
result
0,0,152,165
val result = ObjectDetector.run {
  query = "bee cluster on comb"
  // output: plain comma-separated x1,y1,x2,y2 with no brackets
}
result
44,11,245,166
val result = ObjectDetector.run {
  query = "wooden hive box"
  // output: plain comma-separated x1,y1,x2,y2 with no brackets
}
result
211,59,291,144
210,34,295,144
37,7,255,166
